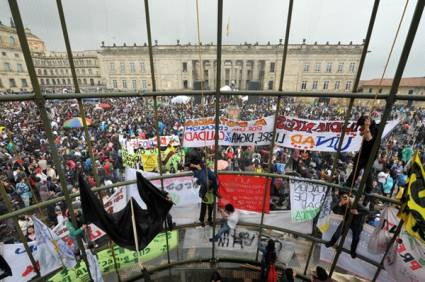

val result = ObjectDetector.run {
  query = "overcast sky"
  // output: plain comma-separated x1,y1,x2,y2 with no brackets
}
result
1,0,424,80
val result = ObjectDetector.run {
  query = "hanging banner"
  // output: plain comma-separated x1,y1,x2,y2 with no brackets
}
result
183,115,399,152
47,231,178,282
289,180,328,222
121,149,159,171
125,135,180,151
320,215,393,281
218,174,270,213
182,227,295,265
382,207,425,282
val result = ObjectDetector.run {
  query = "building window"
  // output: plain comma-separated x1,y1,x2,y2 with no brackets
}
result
4,62,11,71
335,80,340,90
378,88,382,94
1,52,6,56
40,79,44,85
183,80,188,89
112,80,117,88
349,62,356,72
182,62,187,72
82,69,86,75
122,80,127,88
315,63,321,72
142,80,147,89
60,69,64,75
46,79,50,85
14,53,19,58
65,69,69,74
268,80,274,90
304,63,309,72
21,79,28,87
130,62,136,73
312,80,318,90
8,36,16,46
225,69,230,80
301,81,307,90
88,69,92,75
323,80,329,90
67,78,71,84
55,69,59,75
52,79,56,85
132,79,137,89
9,78,16,87
62,79,66,85
90,79,94,86
120,63,125,73
408,89,414,94
345,81,352,91
337,63,344,73
110,62,115,72
270,62,275,73
83,78,87,85
325,63,332,73
368,88,372,93
77,78,82,85
204,69,208,80
37,69,42,75
43,69,47,75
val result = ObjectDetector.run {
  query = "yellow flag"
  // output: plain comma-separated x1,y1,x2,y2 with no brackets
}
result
398,151,425,243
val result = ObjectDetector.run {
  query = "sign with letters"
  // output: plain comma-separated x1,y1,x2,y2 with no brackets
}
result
183,115,399,152
289,180,328,222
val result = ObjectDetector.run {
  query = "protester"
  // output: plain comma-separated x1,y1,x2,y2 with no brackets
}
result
281,268,295,282
311,266,332,282
209,203,239,242
65,208,87,256
258,239,277,282
325,193,369,258
210,271,222,282
24,225,36,242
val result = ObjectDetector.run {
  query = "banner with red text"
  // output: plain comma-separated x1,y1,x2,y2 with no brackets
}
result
218,174,270,213
183,116,399,152
125,135,180,152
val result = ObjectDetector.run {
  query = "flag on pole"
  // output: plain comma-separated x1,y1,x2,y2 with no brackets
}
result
398,151,425,243
86,249,103,282
317,192,333,233
225,17,230,37
32,216,77,270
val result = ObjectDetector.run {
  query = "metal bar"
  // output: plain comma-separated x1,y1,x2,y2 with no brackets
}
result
212,0,224,262
329,0,425,276
0,171,401,223
256,0,293,262
371,219,404,281
303,241,315,275
55,1,117,280
0,181,40,277
143,0,171,267
8,1,93,279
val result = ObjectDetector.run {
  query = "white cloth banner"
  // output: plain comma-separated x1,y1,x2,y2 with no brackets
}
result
289,180,328,222
32,216,76,270
382,207,425,282
183,115,400,152
124,135,180,152
320,215,393,281
86,249,104,282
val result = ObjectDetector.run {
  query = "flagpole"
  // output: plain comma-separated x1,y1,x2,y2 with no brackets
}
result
130,198,144,270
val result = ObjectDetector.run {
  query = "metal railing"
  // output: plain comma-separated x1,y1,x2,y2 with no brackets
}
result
1,0,424,281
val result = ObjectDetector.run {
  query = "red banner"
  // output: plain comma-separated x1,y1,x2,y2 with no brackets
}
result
218,174,270,213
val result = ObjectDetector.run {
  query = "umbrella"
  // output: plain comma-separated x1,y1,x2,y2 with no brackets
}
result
98,103,112,110
63,117,93,129
171,96,191,104
220,85,232,92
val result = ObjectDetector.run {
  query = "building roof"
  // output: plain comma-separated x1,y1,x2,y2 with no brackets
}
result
360,77,425,88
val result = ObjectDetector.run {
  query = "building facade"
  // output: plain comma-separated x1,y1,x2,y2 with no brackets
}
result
99,41,363,93
1,19,363,94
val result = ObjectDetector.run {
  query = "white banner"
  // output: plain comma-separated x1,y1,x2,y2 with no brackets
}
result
183,116,400,152
382,207,425,282
320,215,393,281
124,135,180,152
182,226,295,265
289,180,328,222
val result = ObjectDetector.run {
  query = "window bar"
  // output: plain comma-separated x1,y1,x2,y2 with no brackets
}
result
143,0,172,266
55,0,121,280
212,0,224,261
329,0,424,276
7,1,94,280
305,0,381,273
0,181,40,277
255,0,293,262
371,219,404,281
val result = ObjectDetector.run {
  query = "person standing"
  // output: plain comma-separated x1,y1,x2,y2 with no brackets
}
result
15,178,32,207
258,239,277,282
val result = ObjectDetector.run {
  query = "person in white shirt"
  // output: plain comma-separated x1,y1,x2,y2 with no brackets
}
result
209,204,239,242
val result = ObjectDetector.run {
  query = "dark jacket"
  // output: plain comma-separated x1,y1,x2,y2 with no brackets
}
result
332,202,369,226
193,166,218,199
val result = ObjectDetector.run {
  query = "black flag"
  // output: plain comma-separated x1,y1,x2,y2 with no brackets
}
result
0,254,12,279
79,172,172,250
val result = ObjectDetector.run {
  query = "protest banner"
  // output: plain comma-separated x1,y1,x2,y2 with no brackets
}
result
289,180,328,222
47,231,178,282
381,207,425,282
218,174,270,213
125,135,180,151
320,215,393,281
121,148,158,171
183,115,399,152
182,227,295,264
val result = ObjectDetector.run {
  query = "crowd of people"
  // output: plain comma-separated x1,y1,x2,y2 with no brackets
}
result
1,93,424,279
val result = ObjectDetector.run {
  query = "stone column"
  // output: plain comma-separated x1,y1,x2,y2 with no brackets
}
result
241,60,247,90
